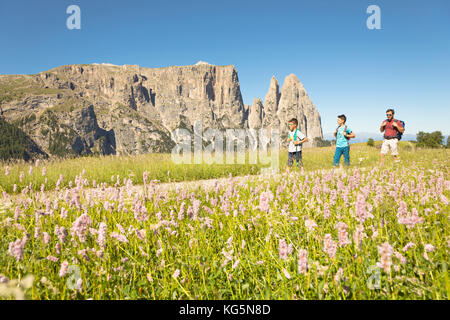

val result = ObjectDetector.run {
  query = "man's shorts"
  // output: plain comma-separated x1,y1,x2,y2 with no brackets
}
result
381,138,399,156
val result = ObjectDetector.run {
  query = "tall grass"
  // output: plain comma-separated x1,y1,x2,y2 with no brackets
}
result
0,143,448,194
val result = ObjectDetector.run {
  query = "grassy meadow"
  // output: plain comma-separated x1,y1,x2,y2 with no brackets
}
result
0,141,445,194
0,142,449,300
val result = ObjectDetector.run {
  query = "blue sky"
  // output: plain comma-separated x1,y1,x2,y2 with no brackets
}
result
1,0,449,136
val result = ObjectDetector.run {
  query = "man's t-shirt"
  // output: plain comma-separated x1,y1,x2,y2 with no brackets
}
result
336,126,352,148
383,119,403,138
288,129,306,152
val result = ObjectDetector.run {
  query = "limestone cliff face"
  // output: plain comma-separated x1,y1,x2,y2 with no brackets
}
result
141,63,246,131
68,105,116,155
0,62,245,156
0,62,322,158
36,63,246,130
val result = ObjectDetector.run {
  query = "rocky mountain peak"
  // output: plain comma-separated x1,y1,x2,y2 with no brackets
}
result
258,73,323,146
248,98,264,129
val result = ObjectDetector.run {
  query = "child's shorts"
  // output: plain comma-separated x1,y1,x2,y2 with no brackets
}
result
288,151,303,167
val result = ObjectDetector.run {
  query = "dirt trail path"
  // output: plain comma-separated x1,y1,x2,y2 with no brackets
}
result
1,170,279,205
107,170,286,199
1,166,343,208
107,166,342,197
134,166,344,194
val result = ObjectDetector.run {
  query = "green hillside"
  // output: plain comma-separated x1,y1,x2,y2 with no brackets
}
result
0,117,47,161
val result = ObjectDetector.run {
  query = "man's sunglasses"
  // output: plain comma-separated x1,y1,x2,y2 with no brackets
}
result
386,114,393,117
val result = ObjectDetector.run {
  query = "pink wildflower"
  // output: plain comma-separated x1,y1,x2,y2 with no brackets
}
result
55,243,61,255
47,255,58,262
221,248,233,267
192,199,201,220
304,218,317,231
335,222,350,247
97,222,107,248
330,190,337,205
279,239,292,260
70,213,91,243
56,226,67,243
375,185,383,204
178,202,185,220
138,246,148,257
116,224,126,234
14,207,21,221
283,268,291,279
43,232,50,245
226,236,233,248
397,206,424,228
323,234,337,259
110,232,128,243
334,268,344,283
59,261,69,277
259,191,271,213
8,237,27,261
60,207,68,219
323,203,330,219
371,225,379,240
136,229,146,241
355,193,373,223
143,171,148,185
172,269,180,279
395,252,407,264
353,224,366,250
89,227,98,237
377,242,394,273
297,249,308,274
402,242,415,252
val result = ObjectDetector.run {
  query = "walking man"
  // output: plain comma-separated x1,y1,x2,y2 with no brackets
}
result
380,108,404,165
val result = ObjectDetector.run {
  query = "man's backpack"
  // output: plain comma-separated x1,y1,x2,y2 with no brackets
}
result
394,120,405,140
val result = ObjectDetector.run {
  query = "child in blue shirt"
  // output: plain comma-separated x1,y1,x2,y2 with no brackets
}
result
333,114,355,166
